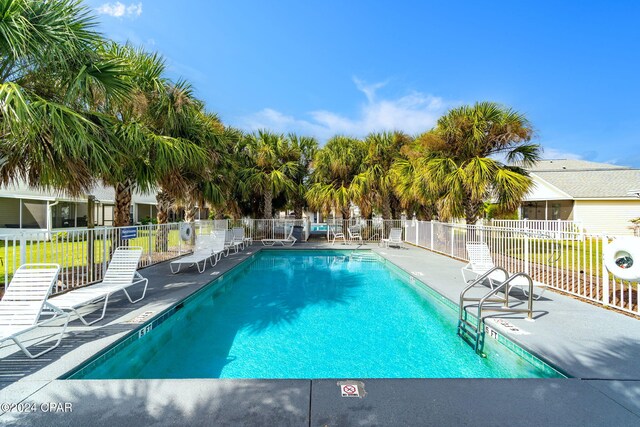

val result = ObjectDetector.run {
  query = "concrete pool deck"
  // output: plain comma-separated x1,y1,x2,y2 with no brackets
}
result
0,242,639,426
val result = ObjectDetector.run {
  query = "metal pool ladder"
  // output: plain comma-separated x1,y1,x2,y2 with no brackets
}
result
457,268,535,354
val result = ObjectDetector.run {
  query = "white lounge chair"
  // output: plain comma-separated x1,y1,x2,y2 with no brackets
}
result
461,242,545,298
209,232,226,263
232,227,252,248
262,225,297,246
380,227,404,248
224,229,243,256
0,264,69,358
461,242,497,285
231,227,246,250
48,247,148,326
347,225,363,244
170,234,224,273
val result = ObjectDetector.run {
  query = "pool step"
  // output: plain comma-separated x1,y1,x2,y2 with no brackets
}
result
457,313,484,352
349,252,379,262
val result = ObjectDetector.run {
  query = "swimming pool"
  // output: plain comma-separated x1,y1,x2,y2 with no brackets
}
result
70,250,562,379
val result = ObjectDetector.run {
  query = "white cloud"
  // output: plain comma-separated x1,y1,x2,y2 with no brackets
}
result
239,78,454,140
97,2,143,18
352,77,388,103
541,147,583,160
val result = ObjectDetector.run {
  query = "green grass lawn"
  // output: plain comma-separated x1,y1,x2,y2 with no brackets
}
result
502,237,602,276
0,229,184,286
445,227,604,277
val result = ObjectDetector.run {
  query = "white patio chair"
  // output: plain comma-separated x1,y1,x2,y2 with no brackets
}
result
329,224,346,245
347,225,363,244
380,227,404,248
0,264,69,358
48,247,148,326
262,225,297,246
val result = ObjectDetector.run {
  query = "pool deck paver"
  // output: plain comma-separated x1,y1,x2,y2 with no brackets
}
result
0,241,639,426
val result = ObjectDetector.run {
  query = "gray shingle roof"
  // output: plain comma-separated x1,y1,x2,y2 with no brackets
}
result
529,160,640,198
530,159,627,172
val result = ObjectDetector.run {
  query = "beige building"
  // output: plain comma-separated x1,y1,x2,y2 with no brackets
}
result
521,159,640,235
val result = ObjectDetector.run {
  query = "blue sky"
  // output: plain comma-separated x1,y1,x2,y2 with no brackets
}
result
87,1,640,166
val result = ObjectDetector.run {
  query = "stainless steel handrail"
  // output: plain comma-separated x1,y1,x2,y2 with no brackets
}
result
458,269,535,353
477,272,535,322
458,267,509,321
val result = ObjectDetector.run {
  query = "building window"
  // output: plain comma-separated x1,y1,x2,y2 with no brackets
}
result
0,198,21,228
22,200,47,229
52,202,76,228
551,203,560,220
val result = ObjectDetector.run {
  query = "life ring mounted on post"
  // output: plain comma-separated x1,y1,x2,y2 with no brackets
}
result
603,236,640,282
179,222,193,241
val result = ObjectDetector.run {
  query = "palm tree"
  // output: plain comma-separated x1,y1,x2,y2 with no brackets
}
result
390,139,439,220
353,131,409,219
96,44,208,227
417,102,540,223
306,136,365,219
0,0,129,194
241,130,300,219
287,134,318,219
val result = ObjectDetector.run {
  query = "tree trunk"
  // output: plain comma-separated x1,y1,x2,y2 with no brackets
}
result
114,180,133,227
464,194,483,225
184,198,197,223
293,200,304,219
360,204,373,219
113,179,133,251
263,188,273,219
418,205,435,221
156,189,172,224
390,194,402,219
381,193,392,220
155,189,173,252
184,196,197,246
341,205,350,219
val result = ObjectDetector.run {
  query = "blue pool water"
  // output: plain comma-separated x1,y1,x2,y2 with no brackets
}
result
77,251,560,379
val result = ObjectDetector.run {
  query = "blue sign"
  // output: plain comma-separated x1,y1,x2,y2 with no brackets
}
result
121,227,138,240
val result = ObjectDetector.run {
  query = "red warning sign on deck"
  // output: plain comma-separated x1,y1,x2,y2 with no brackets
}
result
341,384,359,397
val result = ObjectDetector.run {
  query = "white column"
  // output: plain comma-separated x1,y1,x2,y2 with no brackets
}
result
545,200,548,220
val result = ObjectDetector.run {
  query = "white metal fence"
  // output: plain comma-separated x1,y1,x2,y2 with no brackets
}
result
491,219,584,238
228,218,310,241
0,218,310,296
405,220,639,316
322,219,405,243
3,217,636,316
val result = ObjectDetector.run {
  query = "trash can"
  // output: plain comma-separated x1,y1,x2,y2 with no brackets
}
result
292,225,304,242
